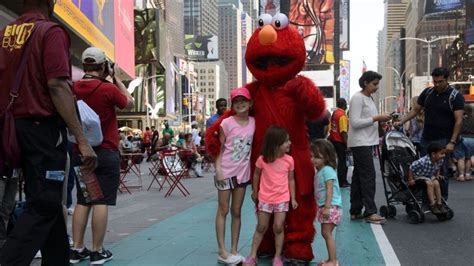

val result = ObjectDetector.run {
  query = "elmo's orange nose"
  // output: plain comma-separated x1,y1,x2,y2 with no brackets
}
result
258,25,277,46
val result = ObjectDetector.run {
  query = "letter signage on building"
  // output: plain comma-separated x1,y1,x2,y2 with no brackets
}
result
184,35,219,61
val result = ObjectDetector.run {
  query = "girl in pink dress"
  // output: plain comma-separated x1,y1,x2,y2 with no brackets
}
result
214,87,255,264
244,126,298,266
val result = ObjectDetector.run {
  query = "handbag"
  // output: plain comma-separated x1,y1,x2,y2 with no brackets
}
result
0,22,44,176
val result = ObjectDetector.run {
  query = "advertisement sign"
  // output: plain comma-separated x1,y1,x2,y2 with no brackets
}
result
114,0,135,77
339,0,349,50
466,0,474,44
259,0,281,15
424,0,464,15
185,35,219,60
54,0,115,60
289,0,335,65
339,60,350,100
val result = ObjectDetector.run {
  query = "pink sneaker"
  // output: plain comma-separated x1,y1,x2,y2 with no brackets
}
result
243,256,257,266
273,256,284,266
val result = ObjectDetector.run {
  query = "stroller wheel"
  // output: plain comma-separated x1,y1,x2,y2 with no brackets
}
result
436,209,454,221
379,206,389,218
405,203,415,214
388,205,397,217
408,210,424,224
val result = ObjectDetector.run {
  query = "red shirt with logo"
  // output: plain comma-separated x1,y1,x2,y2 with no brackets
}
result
0,10,71,118
328,108,348,143
73,79,128,150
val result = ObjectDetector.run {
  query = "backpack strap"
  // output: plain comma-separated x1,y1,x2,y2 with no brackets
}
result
5,21,45,111
448,86,459,112
81,82,103,101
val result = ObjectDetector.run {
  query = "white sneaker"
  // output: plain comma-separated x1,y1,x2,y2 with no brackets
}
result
217,254,240,264
34,250,42,258
232,253,245,263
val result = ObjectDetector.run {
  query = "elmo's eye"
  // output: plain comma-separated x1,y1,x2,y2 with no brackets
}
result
258,14,272,28
272,13,289,30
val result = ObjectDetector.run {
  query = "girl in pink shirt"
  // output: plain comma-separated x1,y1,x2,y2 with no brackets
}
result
214,87,255,264
244,126,298,266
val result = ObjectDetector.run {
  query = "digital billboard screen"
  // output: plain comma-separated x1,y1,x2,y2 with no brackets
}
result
185,35,219,61
289,0,335,65
424,0,464,15
55,0,115,60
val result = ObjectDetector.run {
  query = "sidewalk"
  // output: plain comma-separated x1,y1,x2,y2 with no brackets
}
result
65,161,385,266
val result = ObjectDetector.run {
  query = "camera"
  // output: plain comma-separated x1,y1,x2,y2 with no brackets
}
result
104,60,115,76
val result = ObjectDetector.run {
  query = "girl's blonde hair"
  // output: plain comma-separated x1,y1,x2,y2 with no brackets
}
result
261,125,289,163
310,139,337,169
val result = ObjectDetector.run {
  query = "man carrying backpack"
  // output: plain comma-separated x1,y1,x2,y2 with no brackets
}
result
70,47,134,265
0,0,97,264
397,67,465,200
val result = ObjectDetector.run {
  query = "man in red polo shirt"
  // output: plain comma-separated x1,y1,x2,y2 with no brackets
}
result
70,47,134,265
0,0,97,265
328,98,350,187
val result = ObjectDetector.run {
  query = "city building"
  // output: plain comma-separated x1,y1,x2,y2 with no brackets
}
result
242,11,253,85
379,0,408,113
218,0,244,90
195,61,229,115
184,0,219,36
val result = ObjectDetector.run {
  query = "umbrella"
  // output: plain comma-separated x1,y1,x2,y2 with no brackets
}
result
118,126,132,132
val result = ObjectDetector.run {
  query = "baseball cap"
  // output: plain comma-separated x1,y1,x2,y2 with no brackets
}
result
230,87,251,101
81,47,106,65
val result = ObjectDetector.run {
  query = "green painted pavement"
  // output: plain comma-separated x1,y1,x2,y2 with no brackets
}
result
75,189,386,265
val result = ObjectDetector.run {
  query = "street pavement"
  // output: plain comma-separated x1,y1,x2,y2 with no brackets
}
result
31,158,474,265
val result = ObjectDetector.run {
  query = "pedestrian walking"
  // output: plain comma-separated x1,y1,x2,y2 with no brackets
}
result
396,67,464,199
0,0,97,264
311,140,343,266
206,98,228,128
328,98,350,187
306,109,331,141
214,87,255,264
70,47,134,265
348,71,391,224
243,126,297,266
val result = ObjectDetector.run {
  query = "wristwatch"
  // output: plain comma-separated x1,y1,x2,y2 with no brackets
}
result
449,140,456,144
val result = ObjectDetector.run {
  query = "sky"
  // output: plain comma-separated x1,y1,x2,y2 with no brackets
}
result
343,0,385,97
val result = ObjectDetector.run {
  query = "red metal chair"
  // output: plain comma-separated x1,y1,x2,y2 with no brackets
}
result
118,152,143,193
158,150,190,197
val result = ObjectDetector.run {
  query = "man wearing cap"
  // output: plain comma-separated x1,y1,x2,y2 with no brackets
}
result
69,47,134,264
0,0,97,265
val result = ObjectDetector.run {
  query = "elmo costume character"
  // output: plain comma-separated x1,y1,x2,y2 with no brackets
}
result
206,13,325,263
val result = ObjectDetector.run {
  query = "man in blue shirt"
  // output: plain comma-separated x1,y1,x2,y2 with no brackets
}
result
206,98,227,128
397,67,465,199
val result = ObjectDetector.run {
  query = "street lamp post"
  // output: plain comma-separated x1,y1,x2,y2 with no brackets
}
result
386,62,417,113
400,36,457,81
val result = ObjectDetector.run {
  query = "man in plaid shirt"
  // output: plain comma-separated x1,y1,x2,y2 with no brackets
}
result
408,142,447,214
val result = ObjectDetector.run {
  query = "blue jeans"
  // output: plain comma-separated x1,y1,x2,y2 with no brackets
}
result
420,138,450,200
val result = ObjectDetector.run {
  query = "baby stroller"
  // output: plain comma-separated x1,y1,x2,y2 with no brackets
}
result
379,130,454,224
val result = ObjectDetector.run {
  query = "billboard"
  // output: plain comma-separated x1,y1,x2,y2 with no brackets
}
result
339,60,350,100
54,0,115,60
339,0,349,50
424,0,464,15
114,0,135,77
289,0,335,65
466,0,474,44
259,0,281,15
185,35,219,60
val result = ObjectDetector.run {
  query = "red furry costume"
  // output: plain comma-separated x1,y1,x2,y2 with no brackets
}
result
206,14,325,262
